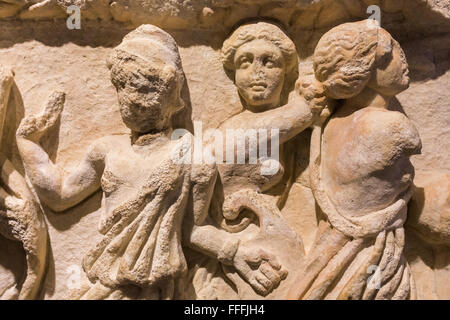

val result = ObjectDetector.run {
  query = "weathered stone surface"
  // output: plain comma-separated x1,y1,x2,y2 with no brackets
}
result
0,0,448,300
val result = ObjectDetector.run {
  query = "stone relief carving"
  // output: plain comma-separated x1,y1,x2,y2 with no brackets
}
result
0,2,449,300
13,24,298,300
408,173,450,246
15,25,217,299
1,1,448,35
0,66,47,299
187,22,312,299
288,21,421,300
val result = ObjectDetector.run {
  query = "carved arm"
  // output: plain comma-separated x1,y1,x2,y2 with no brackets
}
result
16,92,104,212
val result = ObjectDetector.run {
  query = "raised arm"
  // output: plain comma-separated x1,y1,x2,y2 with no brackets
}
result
16,92,105,212
218,93,316,146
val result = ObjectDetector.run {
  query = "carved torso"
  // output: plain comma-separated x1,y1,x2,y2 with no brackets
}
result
321,107,421,218
99,134,177,217
82,134,193,292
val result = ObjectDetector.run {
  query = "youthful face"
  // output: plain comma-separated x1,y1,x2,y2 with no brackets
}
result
234,39,286,111
369,31,410,97
115,60,180,133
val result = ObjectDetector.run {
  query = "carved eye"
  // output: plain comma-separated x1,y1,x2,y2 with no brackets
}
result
262,55,277,68
237,55,252,69
265,59,275,68
240,61,251,69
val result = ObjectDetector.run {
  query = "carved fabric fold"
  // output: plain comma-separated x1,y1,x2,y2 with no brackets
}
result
82,157,191,291
309,124,412,239
299,124,416,300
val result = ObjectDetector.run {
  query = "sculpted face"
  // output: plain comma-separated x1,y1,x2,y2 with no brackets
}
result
369,30,410,97
234,39,286,110
115,60,180,133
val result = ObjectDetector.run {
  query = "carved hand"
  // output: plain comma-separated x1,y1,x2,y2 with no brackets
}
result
233,245,288,296
294,75,334,126
16,91,65,141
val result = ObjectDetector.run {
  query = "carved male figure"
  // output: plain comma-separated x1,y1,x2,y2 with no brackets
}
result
16,25,208,299
16,24,288,299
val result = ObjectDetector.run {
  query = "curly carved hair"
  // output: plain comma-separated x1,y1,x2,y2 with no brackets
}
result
314,20,393,99
221,21,298,75
107,24,185,95
297,20,394,119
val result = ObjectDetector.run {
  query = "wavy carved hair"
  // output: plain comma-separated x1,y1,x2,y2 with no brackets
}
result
299,20,393,112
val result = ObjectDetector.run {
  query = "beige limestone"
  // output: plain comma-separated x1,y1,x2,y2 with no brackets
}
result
0,0,448,300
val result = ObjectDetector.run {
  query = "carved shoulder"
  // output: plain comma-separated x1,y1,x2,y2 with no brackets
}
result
86,134,125,163
355,108,422,161
323,107,421,183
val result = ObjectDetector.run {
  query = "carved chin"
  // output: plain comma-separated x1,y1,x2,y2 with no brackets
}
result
242,89,273,106
250,91,267,101
402,76,410,89
392,78,410,94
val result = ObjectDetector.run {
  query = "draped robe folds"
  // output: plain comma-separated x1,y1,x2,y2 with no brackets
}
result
81,134,216,296
290,123,416,300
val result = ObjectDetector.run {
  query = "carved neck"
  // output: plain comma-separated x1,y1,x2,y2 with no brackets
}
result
131,128,172,146
341,87,392,115
246,100,280,113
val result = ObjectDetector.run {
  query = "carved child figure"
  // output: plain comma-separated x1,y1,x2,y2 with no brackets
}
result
216,21,323,197
187,22,326,299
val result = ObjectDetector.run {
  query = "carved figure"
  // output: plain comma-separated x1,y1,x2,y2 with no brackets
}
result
288,20,422,300
16,24,291,300
16,25,206,299
188,22,325,299
0,66,47,300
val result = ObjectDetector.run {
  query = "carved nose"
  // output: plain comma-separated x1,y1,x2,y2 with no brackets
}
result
251,69,265,80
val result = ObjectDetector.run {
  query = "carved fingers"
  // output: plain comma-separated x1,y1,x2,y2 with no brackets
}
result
234,245,288,296
17,91,65,140
0,66,14,88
